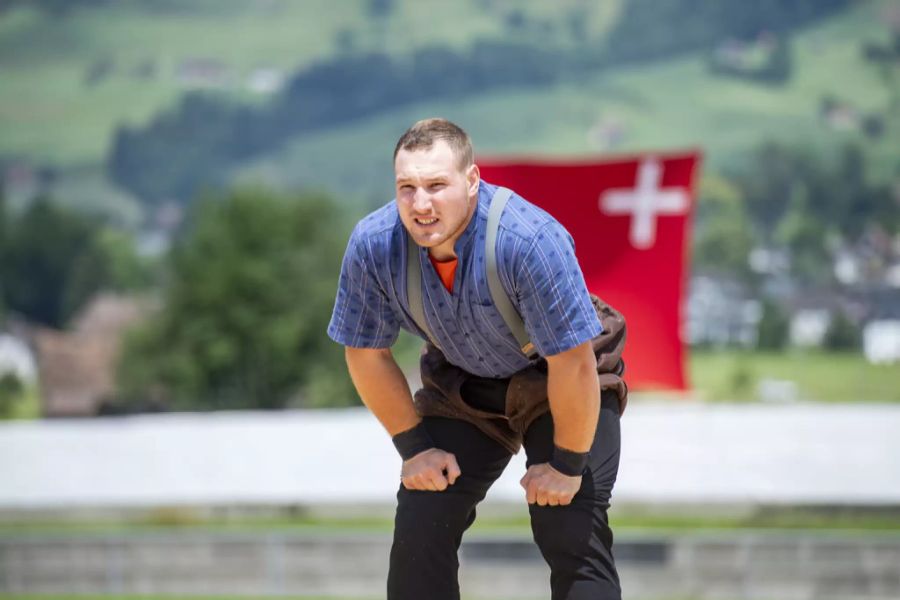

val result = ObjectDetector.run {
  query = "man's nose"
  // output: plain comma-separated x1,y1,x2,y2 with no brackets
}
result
412,189,432,213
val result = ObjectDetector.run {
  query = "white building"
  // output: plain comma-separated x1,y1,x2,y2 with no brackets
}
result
789,309,831,348
863,320,900,364
0,333,36,383
687,275,760,347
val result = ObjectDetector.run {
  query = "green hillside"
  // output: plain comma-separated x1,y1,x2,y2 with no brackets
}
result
0,0,895,218
0,0,622,165
235,0,897,204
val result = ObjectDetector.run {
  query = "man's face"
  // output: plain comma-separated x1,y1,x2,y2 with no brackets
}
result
394,140,480,259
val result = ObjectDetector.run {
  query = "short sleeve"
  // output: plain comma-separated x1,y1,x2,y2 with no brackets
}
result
327,226,400,348
514,221,602,357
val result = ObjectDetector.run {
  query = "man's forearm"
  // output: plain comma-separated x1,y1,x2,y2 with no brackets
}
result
345,346,420,436
546,341,600,453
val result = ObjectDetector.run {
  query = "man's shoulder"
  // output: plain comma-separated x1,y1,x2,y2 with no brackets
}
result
486,182,564,244
350,201,402,251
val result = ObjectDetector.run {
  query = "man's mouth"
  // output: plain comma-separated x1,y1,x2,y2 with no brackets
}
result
415,217,439,226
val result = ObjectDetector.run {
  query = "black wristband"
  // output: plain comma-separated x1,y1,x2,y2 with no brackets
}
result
392,422,435,460
549,445,590,477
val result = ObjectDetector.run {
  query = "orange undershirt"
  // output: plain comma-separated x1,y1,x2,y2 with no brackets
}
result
428,254,458,293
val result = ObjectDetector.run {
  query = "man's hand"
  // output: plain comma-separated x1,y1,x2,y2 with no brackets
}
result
520,463,582,506
401,448,462,492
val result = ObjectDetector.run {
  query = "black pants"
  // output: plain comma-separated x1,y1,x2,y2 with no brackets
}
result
387,379,622,600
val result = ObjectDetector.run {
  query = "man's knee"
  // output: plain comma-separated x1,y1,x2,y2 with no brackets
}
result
530,504,620,598
530,503,595,563
393,488,476,547
389,489,476,599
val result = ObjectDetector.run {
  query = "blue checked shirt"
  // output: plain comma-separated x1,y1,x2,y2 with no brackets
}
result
327,181,602,379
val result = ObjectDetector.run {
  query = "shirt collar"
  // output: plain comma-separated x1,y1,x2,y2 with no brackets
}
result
449,180,493,259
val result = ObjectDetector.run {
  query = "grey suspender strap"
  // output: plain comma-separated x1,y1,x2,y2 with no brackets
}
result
405,186,536,359
406,232,440,349
485,187,537,359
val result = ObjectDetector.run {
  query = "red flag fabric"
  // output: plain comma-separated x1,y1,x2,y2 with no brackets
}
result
478,151,702,391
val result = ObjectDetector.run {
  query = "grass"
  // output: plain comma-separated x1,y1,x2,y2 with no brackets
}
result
688,349,900,403
612,507,900,535
4,504,898,537
2,381,41,420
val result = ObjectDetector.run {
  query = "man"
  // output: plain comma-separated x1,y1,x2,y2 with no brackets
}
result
328,118,623,599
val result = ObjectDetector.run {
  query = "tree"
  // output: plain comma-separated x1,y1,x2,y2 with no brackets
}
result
117,187,356,411
0,190,7,324
763,34,792,84
757,300,789,350
0,198,150,328
0,372,23,419
774,182,831,285
823,311,861,351
730,141,898,286
693,174,755,281
734,143,812,236
367,0,393,18
2,198,104,327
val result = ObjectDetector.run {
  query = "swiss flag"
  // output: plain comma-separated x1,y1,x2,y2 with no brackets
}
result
479,151,702,391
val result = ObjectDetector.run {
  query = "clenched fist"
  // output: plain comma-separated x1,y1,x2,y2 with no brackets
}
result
520,463,582,506
401,448,462,492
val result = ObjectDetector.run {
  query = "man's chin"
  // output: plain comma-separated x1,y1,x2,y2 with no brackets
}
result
406,229,444,248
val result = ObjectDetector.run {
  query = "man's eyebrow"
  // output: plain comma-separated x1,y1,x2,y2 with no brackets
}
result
395,173,449,184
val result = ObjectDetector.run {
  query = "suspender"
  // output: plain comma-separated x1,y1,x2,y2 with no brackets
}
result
485,187,537,358
405,186,537,359
405,230,436,348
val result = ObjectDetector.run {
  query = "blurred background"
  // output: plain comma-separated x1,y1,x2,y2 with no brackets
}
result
0,1,898,599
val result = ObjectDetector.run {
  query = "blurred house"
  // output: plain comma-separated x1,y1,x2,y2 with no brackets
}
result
1,162,40,206
820,99,860,132
864,320,900,364
789,309,831,348
833,248,862,286
887,261,900,288
246,67,285,95
136,201,183,257
748,246,790,277
0,332,36,383
785,289,856,348
835,227,900,287
176,58,233,88
859,285,900,364
687,275,760,347
784,284,899,353
587,116,627,150
31,294,153,418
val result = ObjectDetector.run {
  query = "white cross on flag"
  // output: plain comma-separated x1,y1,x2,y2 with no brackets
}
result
599,158,691,249
479,151,702,391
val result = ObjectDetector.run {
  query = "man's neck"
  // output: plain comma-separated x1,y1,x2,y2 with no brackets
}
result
428,193,478,261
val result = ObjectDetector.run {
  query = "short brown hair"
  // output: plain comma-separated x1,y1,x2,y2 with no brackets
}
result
393,118,474,169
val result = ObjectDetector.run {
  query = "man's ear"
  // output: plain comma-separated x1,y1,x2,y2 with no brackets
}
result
467,163,480,197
